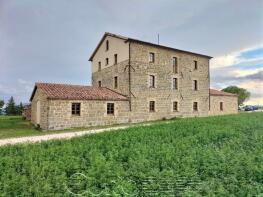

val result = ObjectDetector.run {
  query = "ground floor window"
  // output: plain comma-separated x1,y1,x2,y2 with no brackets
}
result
149,101,155,112
220,102,223,111
107,103,114,115
193,102,198,111
173,101,178,111
72,103,81,115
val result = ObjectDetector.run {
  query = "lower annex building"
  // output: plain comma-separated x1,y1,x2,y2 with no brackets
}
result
30,33,238,130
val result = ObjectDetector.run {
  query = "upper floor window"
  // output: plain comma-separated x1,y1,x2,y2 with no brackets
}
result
149,101,155,112
114,54,118,65
149,75,155,88
173,57,178,73
220,102,223,111
149,52,155,63
107,103,114,115
98,81,102,87
72,103,80,115
193,80,198,91
173,101,178,112
173,78,178,90
105,58,109,66
98,62,101,71
106,40,109,51
193,102,198,111
194,60,198,70
114,76,118,89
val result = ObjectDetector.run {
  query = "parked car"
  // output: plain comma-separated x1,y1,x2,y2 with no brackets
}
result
244,105,259,111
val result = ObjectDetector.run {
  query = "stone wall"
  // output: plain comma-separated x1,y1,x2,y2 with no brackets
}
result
128,42,210,121
209,95,238,116
47,100,130,130
31,89,49,129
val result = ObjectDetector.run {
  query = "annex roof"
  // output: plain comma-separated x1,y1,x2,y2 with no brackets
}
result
30,83,128,101
210,89,237,97
89,32,213,61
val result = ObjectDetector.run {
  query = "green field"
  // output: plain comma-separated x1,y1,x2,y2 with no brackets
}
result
0,113,263,196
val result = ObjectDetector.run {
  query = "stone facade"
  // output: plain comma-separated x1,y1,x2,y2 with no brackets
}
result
31,89,49,129
47,99,129,130
209,95,238,116
92,40,211,122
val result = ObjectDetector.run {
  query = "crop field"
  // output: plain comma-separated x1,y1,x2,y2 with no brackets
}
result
0,112,262,196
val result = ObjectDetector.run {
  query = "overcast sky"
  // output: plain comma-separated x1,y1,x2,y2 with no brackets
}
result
0,0,262,105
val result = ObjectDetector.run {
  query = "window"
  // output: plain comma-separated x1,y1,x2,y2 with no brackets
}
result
220,102,223,111
173,78,178,90
193,102,198,111
149,101,155,112
194,60,198,70
107,103,114,115
114,76,118,89
173,101,178,112
149,52,155,63
173,57,178,73
149,75,155,88
72,103,80,115
114,54,118,65
193,80,198,91
106,40,109,51
98,81,102,87
105,58,109,66
98,62,101,71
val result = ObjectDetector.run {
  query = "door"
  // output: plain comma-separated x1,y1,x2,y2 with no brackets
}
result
36,100,41,125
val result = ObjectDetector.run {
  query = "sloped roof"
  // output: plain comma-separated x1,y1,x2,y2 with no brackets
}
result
30,83,128,101
89,32,213,61
210,89,237,97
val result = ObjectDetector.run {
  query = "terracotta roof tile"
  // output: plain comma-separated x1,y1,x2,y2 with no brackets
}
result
30,83,128,101
210,89,237,97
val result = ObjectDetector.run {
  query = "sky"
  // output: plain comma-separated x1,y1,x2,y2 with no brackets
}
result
0,0,262,105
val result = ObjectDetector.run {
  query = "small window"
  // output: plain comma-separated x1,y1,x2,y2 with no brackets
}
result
149,75,155,88
194,60,198,70
106,40,109,51
98,62,101,71
173,78,178,90
149,52,155,63
173,101,178,112
149,101,155,112
105,58,109,66
220,102,223,111
193,102,198,111
107,103,114,115
98,81,102,87
114,76,118,89
114,54,118,65
173,57,178,73
72,103,80,115
193,80,198,91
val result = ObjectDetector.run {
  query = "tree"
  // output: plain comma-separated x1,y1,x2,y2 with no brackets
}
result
5,96,17,115
0,100,4,115
221,86,250,106
16,102,24,115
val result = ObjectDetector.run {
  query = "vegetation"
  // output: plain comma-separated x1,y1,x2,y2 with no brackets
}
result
0,100,4,115
0,112,262,196
2,96,24,116
222,86,250,105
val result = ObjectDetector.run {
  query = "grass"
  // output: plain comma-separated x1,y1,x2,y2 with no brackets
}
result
0,113,263,196
0,116,165,139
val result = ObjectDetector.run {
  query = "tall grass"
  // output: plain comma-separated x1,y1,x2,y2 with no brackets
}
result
0,113,262,196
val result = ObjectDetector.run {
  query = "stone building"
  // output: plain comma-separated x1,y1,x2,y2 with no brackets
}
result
30,32,238,130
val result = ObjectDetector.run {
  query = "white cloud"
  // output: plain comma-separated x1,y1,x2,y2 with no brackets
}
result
210,45,263,68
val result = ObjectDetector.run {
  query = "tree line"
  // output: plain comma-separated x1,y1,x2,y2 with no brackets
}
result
0,96,24,116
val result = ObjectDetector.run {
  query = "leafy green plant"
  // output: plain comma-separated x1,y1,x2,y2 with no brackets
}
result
0,112,262,196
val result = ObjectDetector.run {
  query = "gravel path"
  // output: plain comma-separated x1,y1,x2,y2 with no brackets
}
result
0,125,138,147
